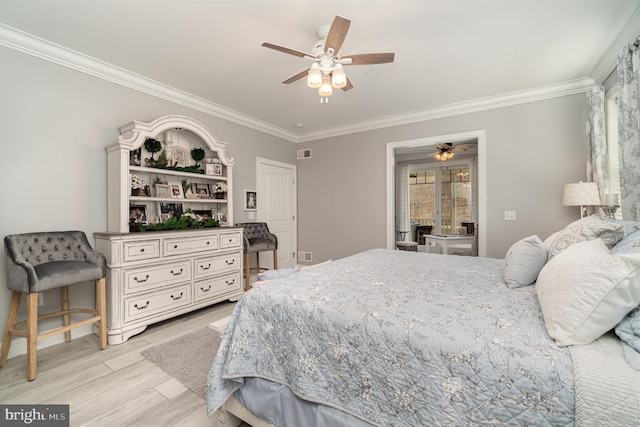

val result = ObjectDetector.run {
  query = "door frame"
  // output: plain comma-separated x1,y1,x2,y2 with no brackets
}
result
386,130,487,256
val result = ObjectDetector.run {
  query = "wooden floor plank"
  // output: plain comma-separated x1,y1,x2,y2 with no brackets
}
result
0,301,238,426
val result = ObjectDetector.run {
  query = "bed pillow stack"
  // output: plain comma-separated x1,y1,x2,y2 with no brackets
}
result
536,238,640,346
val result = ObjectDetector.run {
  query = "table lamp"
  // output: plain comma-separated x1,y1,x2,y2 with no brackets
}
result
562,182,600,218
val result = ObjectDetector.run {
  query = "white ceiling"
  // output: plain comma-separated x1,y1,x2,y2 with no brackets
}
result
1,1,638,142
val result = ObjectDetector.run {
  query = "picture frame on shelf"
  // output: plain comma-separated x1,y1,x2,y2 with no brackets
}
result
129,205,147,224
193,209,214,221
129,148,142,166
157,202,183,223
206,163,223,176
154,183,171,198
244,190,257,211
165,146,188,167
192,183,211,199
217,211,228,225
169,182,184,199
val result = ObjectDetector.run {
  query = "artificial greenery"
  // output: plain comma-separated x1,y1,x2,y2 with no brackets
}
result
156,149,169,168
144,138,163,160
135,212,219,232
191,147,205,168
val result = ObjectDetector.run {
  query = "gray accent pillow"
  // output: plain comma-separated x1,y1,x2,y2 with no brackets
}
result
503,235,547,288
546,215,623,260
611,229,640,255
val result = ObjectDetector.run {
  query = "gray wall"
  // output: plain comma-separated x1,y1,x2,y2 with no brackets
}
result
0,44,588,357
297,94,587,261
0,47,295,356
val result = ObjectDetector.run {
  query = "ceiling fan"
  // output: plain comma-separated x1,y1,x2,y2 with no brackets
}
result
430,143,472,161
261,15,395,102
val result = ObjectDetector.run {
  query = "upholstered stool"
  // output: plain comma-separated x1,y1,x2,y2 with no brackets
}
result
235,223,278,291
1,231,107,381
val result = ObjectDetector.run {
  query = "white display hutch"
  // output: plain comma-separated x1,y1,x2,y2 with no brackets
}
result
95,115,244,345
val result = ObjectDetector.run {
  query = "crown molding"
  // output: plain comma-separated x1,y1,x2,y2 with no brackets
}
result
0,23,299,142
0,23,594,145
296,78,595,142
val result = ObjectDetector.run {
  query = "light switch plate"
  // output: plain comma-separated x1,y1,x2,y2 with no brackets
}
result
504,211,516,221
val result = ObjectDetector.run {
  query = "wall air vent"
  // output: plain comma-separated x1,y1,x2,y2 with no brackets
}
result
298,251,313,262
297,149,312,160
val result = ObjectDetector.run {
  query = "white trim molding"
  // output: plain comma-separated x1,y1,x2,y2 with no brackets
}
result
386,130,487,257
0,23,595,144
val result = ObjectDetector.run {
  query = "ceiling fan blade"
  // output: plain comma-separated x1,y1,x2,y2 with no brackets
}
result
262,42,313,58
324,15,351,55
345,53,395,65
341,77,354,92
282,69,309,84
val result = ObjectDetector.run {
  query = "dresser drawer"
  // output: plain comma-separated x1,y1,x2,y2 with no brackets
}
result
164,234,218,256
220,231,242,249
194,252,241,279
194,272,242,302
125,285,192,322
124,261,192,294
123,239,161,262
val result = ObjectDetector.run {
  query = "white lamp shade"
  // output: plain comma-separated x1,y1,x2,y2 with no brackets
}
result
331,65,347,89
319,75,333,97
562,182,601,206
307,64,322,88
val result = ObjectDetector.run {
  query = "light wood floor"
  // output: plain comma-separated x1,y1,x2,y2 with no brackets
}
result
0,301,247,427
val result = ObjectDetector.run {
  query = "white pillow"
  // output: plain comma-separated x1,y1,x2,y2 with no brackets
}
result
536,239,640,346
503,235,547,288
545,215,623,260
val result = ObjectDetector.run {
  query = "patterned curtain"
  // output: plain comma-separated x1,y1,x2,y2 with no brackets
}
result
585,85,607,216
395,164,411,241
617,43,640,220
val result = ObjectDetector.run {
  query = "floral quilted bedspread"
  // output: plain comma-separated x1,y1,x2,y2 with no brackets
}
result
207,249,574,426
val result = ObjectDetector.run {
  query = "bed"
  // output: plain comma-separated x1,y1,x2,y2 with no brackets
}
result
206,216,640,427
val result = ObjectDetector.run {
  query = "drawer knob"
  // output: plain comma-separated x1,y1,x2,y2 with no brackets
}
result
170,268,184,276
174,245,178,249
170,292,184,301
134,301,150,310
207,241,211,245
200,263,212,271
133,275,150,283
225,259,235,265
226,279,235,286
140,248,145,253
200,285,212,293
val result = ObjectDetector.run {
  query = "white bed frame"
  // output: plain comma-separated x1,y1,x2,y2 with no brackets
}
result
209,317,275,427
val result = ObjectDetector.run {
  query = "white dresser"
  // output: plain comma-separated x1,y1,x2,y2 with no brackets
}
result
95,228,243,344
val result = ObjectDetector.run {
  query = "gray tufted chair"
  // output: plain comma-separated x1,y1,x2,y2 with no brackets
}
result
235,223,278,291
1,231,107,381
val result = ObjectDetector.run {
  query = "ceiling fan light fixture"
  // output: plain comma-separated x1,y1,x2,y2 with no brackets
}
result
307,63,322,88
435,151,455,161
331,64,347,88
319,74,333,97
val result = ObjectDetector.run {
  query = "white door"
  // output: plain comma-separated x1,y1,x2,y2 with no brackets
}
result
256,158,297,268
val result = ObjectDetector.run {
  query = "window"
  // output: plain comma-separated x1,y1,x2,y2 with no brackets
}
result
410,166,471,234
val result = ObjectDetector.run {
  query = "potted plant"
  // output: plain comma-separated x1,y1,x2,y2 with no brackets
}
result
144,138,163,167
191,147,205,169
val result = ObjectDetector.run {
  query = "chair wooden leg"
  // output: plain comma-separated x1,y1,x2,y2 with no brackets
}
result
26,293,38,381
0,291,21,368
273,249,278,270
62,286,71,343
96,278,107,350
244,252,251,292
256,252,260,271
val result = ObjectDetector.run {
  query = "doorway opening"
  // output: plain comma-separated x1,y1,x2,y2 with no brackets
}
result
386,130,487,256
